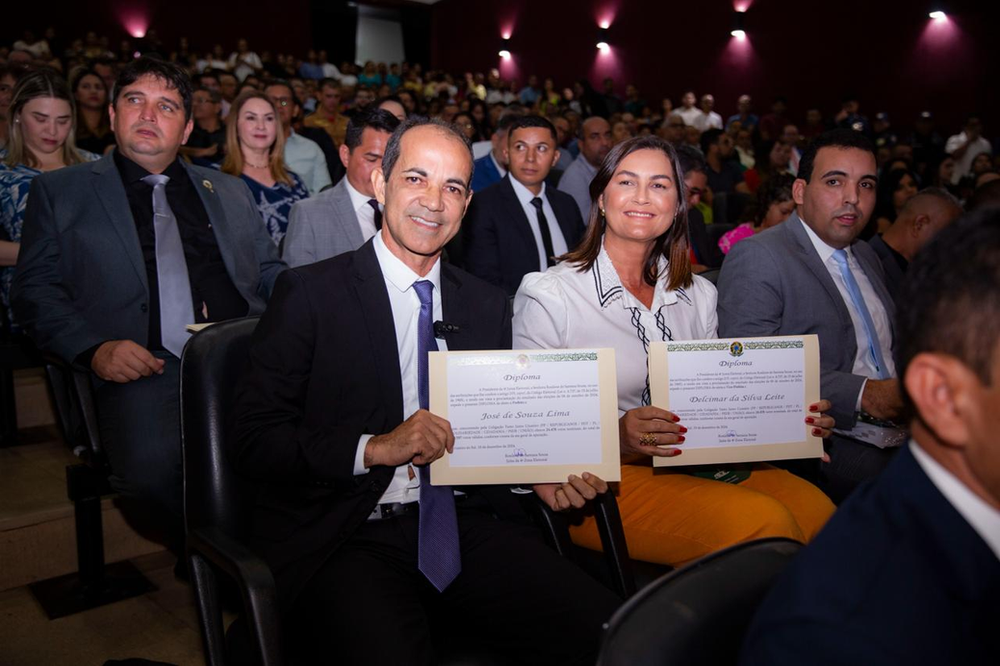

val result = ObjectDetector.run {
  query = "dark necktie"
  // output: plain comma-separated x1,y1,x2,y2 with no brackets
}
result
368,198,383,231
141,174,194,357
530,197,556,268
413,280,461,591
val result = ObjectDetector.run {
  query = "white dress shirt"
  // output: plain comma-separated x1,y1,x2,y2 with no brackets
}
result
284,131,332,195
514,243,718,413
508,177,569,272
677,106,703,127
344,177,382,243
800,217,895,401
945,132,993,184
352,232,449,504
911,441,1000,561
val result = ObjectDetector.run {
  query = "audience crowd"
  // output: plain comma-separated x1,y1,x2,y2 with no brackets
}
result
2,27,998,666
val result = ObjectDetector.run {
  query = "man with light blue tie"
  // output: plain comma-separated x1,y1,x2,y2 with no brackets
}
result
718,129,903,503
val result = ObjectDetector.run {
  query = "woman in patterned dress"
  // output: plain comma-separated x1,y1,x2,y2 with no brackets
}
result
220,89,308,246
1,69,97,327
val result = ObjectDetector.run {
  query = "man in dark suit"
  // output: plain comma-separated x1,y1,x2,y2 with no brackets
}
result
740,209,1000,666
718,130,903,503
12,57,284,530
230,118,619,665
469,112,520,193
867,187,961,303
463,115,587,296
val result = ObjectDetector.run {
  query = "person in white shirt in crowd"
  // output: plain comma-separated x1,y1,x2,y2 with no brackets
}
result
694,93,723,131
228,38,262,82
676,90,702,127
946,115,992,185
265,80,331,195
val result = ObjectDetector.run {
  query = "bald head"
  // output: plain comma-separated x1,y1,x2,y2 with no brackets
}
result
579,116,612,167
884,188,963,260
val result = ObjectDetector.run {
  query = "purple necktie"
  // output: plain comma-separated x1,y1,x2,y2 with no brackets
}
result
413,280,461,591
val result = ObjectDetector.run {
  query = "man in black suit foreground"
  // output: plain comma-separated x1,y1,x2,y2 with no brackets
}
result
230,117,619,665
463,115,586,295
741,208,1000,666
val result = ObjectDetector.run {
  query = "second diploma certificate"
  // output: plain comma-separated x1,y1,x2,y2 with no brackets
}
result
649,335,823,467
429,349,622,485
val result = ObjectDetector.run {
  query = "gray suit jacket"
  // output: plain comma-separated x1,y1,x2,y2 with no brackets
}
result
716,213,895,428
866,234,904,304
11,151,285,365
282,177,364,268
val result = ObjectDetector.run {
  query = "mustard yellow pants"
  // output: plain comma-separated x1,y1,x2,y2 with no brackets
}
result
569,462,836,567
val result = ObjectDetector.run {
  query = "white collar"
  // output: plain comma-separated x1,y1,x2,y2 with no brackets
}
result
910,441,1000,562
373,229,442,296
509,173,547,205
799,216,853,265
592,240,678,311
489,151,507,177
344,176,377,215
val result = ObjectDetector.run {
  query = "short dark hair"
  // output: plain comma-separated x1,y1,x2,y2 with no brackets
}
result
193,86,221,104
319,77,340,92
797,128,876,183
897,208,1000,418
263,79,293,97
113,56,193,121
506,115,557,144
675,143,706,177
699,128,725,155
968,179,1000,212
344,108,402,151
381,116,474,186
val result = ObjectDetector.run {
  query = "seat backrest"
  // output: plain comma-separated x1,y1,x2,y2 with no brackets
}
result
597,537,802,666
180,317,259,538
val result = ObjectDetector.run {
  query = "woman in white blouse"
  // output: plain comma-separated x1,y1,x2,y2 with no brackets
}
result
514,136,836,567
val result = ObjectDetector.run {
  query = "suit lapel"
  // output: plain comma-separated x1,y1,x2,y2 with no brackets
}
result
440,264,472,351
351,241,404,424
91,154,148,291
185,163,248,291
333,180,365,249
785,214,855,328
499,176,544,271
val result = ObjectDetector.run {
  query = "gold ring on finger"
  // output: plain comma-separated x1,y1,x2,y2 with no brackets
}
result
639,432,658,446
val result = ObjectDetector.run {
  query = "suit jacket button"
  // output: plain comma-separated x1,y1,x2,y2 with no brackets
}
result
140,303,148,313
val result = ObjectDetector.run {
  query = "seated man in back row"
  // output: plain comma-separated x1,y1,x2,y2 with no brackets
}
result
741,208,1000,666
230,117,620,665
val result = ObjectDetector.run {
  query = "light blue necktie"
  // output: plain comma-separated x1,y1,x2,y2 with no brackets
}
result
413,280,461,591
141,174,194,358
832,249,889,379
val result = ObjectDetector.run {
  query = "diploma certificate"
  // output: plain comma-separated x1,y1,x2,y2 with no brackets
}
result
429,349,621,485
649,336,823,467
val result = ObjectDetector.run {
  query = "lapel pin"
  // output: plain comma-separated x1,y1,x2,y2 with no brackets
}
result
202,179,214,193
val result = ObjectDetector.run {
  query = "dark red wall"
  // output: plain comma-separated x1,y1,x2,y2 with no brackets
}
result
430,0,999,135
5,0,312,58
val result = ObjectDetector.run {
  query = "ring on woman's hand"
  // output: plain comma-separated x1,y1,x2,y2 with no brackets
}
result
639,432,658,446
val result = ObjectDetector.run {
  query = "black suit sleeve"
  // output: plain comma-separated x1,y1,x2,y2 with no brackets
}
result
229,268,361,484
12,177,107,365
462,197,505,288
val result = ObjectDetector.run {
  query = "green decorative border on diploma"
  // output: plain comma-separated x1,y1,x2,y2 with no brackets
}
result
667,342,730,352
449,351,598,366
745,340,803,350
667,340,804,352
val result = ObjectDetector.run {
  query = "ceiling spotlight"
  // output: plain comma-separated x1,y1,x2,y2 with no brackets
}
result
596,27,609,51
731,11,747,39
499,37,511,59
929,10,947,20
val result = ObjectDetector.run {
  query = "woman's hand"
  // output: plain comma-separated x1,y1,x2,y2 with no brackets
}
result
619,406,685,459
533,473,608,512
807,399,835,463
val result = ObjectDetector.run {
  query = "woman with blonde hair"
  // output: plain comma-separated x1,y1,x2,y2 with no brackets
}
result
220,89,308,245
1,68,96,325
